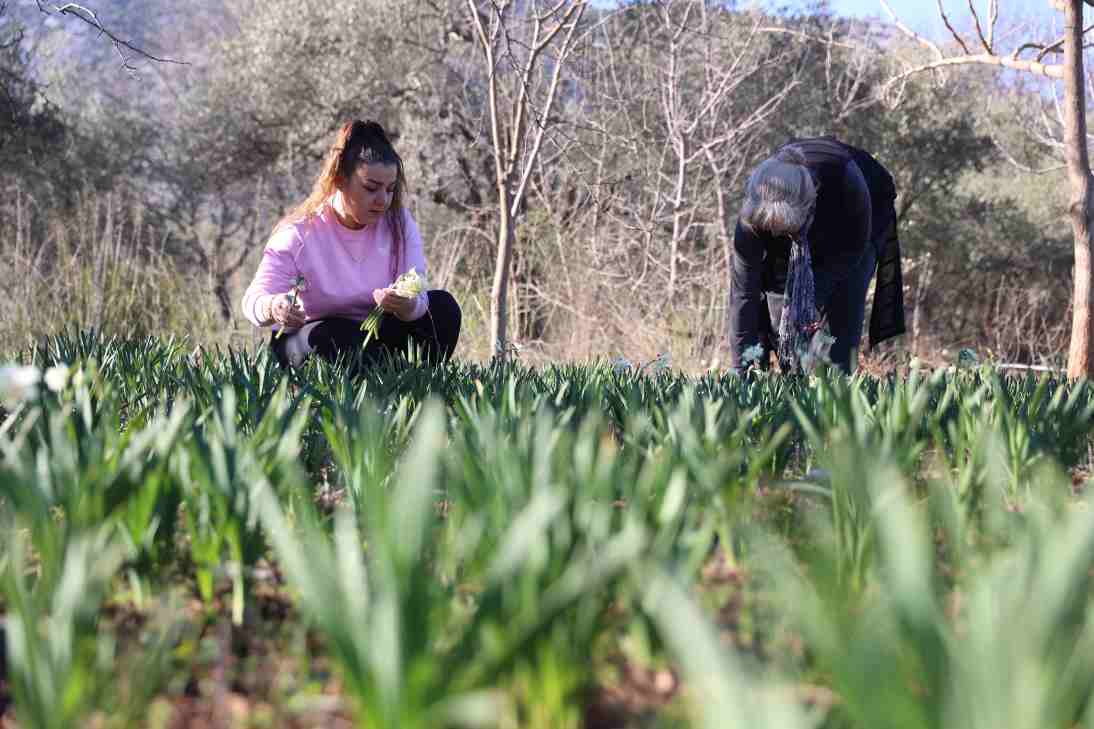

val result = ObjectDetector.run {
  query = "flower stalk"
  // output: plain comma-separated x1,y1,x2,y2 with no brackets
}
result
274,275,309,340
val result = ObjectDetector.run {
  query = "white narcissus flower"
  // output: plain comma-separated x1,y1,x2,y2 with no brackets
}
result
0,365,41,405
393,268,426,298
809,330,836,363
741,344,765,367
795,328,836,374
611,356,632,374
44,365,70,392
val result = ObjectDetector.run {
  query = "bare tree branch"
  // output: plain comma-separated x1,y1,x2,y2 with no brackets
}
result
1010,21,1094,62
987,0,999,51
510,3,585,217
887,52,1064,86
880,0,1079,97
881,0,1094,89
879,0,944,59
34,1,188,71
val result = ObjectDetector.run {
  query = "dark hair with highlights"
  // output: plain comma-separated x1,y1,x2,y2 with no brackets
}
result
277,119,407,278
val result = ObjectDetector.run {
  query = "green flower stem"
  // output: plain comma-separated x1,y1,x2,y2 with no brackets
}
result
361,305,384,347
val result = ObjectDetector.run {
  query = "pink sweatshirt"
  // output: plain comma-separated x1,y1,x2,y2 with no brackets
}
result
241,205,429,329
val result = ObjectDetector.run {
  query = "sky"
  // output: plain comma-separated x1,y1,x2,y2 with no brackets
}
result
585,2,1070,40
823,0,1060,36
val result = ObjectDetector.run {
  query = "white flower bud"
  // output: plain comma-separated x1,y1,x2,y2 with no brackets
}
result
611,356,632,374
44,365,70,392
0,365,41,405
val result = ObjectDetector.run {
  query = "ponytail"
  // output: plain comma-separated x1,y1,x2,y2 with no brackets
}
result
276,119,407,279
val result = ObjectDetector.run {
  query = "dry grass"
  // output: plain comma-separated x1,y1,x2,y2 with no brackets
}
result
0,188,242,356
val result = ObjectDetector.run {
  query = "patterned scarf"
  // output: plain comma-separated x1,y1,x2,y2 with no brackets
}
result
777,214,820,370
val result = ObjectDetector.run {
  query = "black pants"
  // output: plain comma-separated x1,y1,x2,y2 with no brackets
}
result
270,289,461,370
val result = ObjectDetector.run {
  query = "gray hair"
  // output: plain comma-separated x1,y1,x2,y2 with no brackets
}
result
740,146,817,237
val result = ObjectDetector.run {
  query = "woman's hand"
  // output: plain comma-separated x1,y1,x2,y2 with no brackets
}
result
373,288,417,321
267,292,307,329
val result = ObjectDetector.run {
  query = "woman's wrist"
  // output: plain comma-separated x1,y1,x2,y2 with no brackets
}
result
254,294,276,326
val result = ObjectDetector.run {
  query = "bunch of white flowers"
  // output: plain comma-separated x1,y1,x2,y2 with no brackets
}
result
360,268,427,346
393,268,426,298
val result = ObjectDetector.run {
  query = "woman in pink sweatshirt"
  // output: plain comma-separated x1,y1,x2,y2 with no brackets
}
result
242,120,461,370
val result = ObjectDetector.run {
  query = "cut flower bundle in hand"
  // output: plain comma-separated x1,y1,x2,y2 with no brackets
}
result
360,268,427,347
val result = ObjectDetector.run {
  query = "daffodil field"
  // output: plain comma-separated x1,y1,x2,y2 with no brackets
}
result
4,332,1094,728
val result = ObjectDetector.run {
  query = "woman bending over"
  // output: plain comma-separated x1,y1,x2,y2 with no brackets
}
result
728,136,904,373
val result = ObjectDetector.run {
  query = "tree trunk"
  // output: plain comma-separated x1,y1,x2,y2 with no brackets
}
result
1063,0,1094,380
669,146,686,299
214,278,233,322
705,151,734,279
490,197,515,360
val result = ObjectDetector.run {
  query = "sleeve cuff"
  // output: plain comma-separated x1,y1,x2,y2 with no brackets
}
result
251,294,274,327
403,292,429,322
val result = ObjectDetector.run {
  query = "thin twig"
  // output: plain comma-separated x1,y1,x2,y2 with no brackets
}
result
968,0,992,53
987,0,998,51
937,0,972,54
